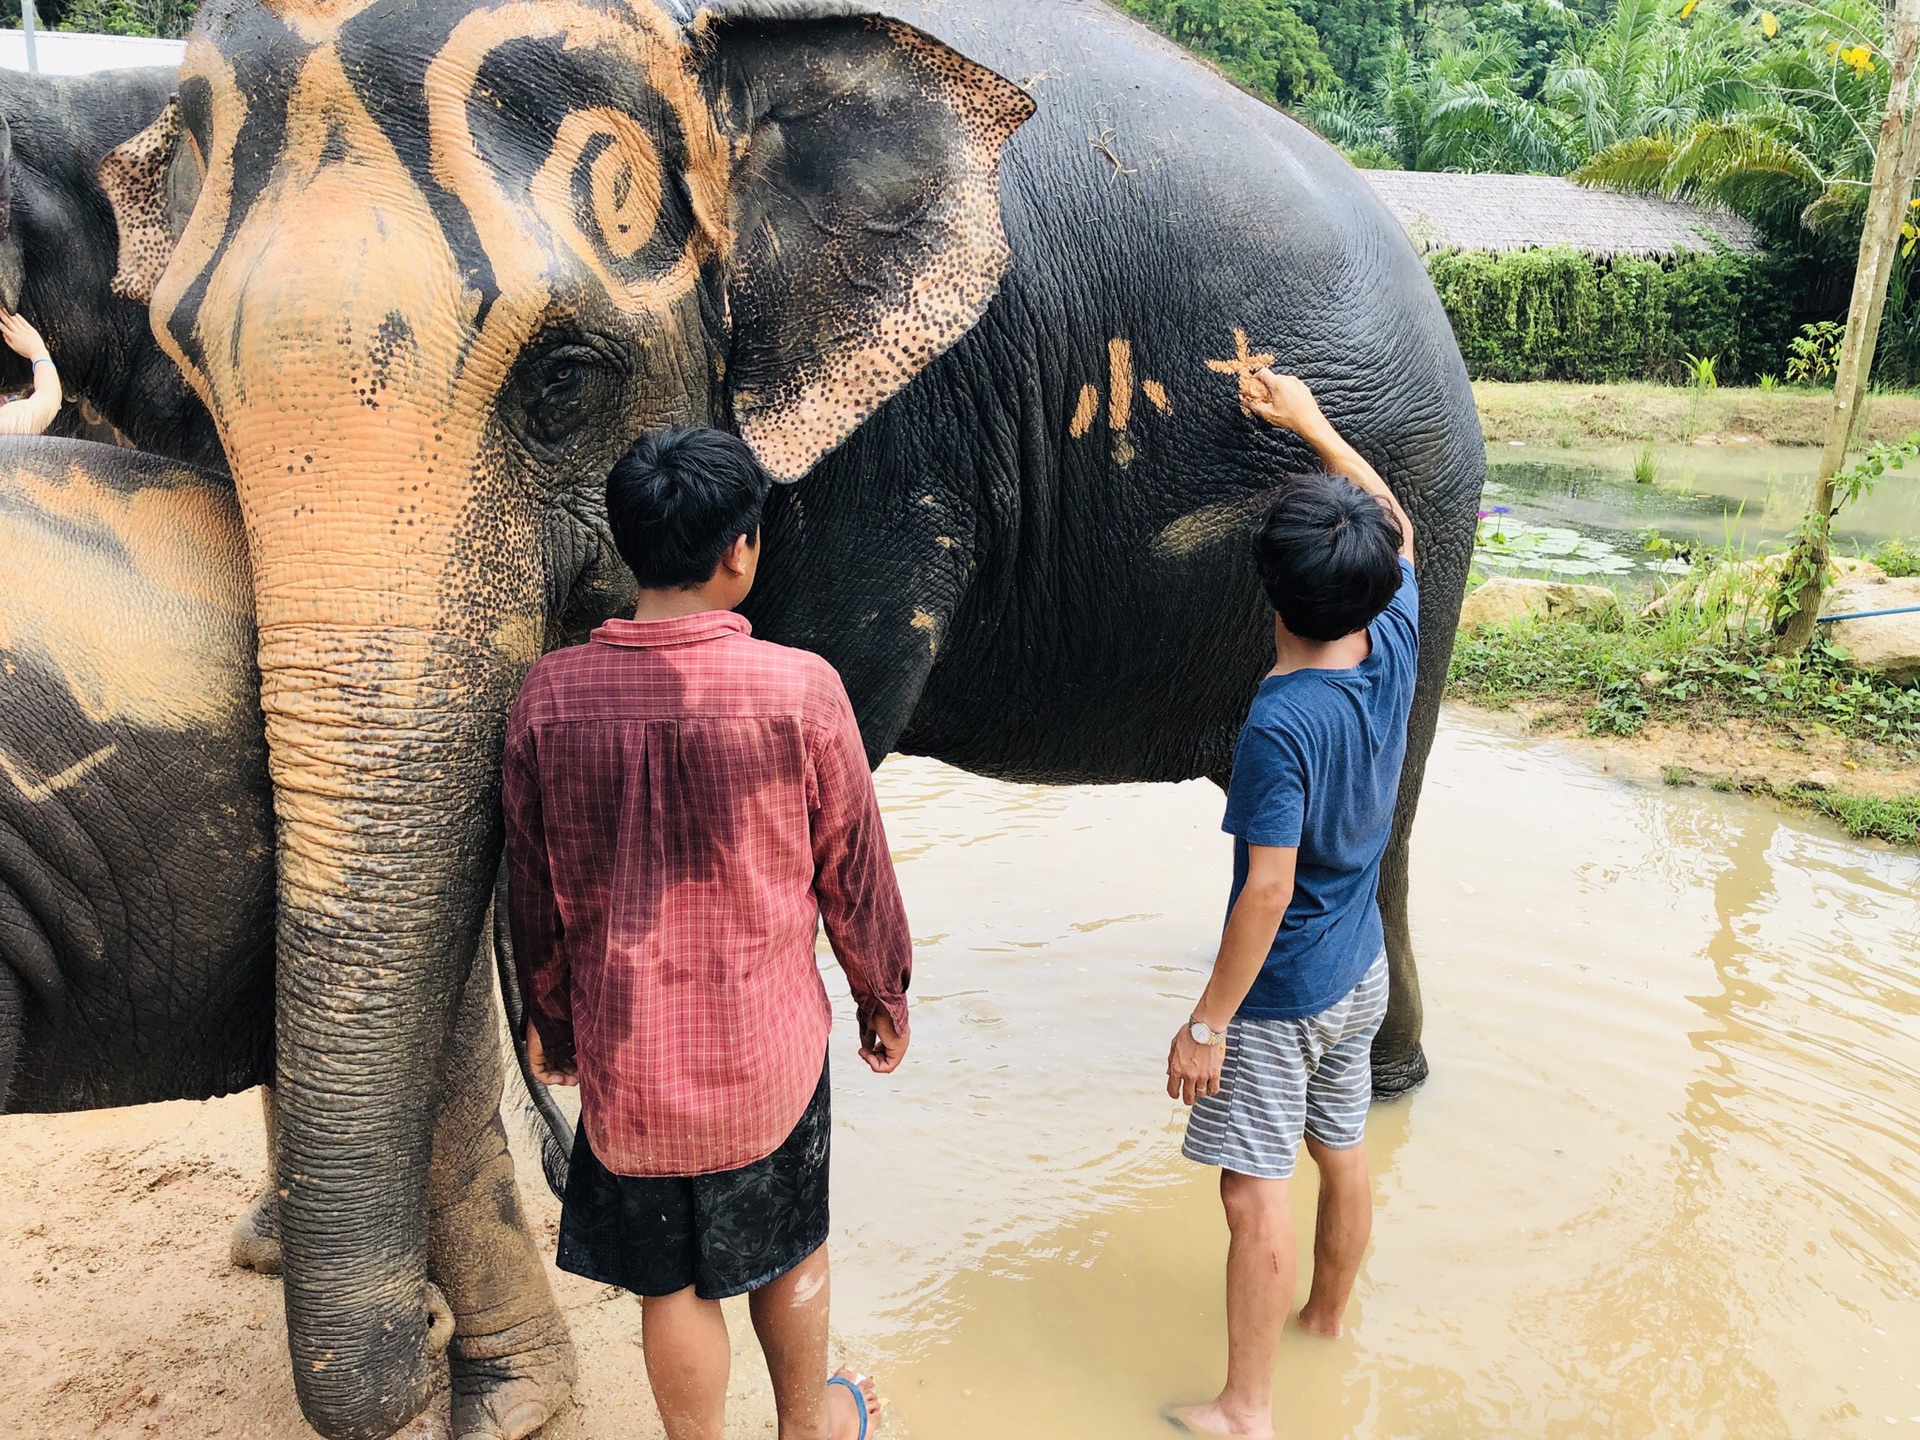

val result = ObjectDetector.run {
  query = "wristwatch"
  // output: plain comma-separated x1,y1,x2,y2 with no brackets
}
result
1188,1016,1227,1047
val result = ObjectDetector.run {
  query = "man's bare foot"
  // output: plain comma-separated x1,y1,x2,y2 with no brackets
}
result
827,1366,881,1438
1165,1400,1274,1438
1295,1305,1344,1338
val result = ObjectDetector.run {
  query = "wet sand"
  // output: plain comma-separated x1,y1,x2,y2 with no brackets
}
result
3,706,1917,1437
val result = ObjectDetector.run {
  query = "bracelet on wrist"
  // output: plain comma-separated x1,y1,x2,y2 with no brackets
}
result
31,357,51,368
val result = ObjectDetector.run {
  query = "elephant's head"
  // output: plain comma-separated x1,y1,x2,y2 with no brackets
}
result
100,0,1029,1432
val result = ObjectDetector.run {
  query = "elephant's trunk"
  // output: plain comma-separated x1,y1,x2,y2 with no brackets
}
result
260,617,529,1438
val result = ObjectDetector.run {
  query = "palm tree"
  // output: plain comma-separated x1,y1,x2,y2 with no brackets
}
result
1573,0,1887,241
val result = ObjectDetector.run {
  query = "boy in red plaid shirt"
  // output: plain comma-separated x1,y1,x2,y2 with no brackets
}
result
506,427,910,1440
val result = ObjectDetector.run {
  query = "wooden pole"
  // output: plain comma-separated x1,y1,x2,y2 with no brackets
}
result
1778,0,1920,651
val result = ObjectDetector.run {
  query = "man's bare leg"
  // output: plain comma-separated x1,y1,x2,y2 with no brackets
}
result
748,1244,880,1440
1170,1170,1291,1439
642,1286,732,1440
1297,1136,1371,1338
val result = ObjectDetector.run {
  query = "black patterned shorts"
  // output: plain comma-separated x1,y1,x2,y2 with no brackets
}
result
556,1062,831,1300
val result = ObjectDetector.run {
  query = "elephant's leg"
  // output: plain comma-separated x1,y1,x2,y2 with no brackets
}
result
1369,446,1480,1098
430,941,577,1440
231,1085,284,1274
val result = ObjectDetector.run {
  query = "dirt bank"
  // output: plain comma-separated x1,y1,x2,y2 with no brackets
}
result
1461,698,1919,840
1474,380,1920,448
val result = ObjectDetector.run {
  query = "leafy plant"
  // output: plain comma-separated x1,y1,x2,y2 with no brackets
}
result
1633,443,1658,484
1684,352,1720,388
1871,536,1920,577
1759,372,1780,390
1476,509,1637,575
1773,433,1920,632
1785,320,1844,386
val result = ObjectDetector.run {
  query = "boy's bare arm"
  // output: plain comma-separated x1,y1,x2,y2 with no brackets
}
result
1240,369,1417,565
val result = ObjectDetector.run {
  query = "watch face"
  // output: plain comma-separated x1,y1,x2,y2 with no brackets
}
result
1190,1021,1210,1044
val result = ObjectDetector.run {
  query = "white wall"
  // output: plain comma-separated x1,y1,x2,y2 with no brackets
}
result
0,28,184,74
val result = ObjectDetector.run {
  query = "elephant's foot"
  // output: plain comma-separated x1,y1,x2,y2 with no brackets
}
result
229,1185,283,1274
1370,1040,1429,1099
449,1320,578,1440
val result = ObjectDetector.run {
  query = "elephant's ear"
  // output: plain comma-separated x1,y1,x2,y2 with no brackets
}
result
97,96,203,306
696,8,1033,480
0,114,21,310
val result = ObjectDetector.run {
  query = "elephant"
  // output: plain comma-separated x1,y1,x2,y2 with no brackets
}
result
72,0,1481,1434
0,68,220,464
0,437,579,1440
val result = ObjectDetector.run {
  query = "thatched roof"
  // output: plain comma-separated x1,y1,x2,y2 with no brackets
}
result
1360,170,1764,259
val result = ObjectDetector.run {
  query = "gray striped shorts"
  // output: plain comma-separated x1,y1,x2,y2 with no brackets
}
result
1182,952,1390,1181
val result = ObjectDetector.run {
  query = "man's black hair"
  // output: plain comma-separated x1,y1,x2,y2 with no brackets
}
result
605,427,773,590
1250,473,1404,642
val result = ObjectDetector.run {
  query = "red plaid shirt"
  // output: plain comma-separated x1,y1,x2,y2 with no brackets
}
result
503,611,911,1177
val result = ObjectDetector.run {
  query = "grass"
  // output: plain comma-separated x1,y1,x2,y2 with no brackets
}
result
1474,380,1920,448
1450,609,1920,748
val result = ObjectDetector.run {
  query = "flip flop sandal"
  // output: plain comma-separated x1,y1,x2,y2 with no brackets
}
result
1161,1402,1249,1438
828,1372,871,1440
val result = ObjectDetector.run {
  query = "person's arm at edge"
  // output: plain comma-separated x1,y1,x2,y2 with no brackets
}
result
502,713,576,1086
1241,368,1416,567
1167,844,1297,1106
808,674,911,1075
0,310,61,438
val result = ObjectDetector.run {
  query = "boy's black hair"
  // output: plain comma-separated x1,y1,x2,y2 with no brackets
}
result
605,427,773,590
1250,473,1404,642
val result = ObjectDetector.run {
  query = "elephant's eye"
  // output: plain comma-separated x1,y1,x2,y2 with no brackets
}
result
519,345,617,448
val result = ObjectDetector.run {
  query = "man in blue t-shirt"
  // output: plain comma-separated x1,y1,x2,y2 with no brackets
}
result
1167,371,1419,1440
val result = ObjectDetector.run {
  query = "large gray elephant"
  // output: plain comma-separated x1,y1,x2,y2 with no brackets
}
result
0,437,580,1438
45,0,1481,1434
0,68,220,462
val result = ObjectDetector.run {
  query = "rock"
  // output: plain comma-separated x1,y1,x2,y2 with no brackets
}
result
1639,669,1669,690
1459,576,1620,630
1802,770,1840,790
1820,574,1920,681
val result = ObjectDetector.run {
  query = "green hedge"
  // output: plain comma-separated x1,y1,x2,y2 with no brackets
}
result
1427,245,1799,384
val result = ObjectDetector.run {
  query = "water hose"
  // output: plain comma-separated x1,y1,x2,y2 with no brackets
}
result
493,865,574,1198
1817,605,1920,623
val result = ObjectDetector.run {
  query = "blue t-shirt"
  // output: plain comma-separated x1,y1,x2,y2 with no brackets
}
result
1222,559,1419,1020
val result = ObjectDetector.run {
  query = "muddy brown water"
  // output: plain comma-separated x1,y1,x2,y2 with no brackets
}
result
841,710,1920,1438
3,707,1916,1437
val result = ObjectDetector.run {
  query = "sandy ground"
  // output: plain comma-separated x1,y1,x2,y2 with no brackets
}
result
0,1091,780,1439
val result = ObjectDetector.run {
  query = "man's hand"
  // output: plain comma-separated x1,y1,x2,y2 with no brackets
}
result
526,1023,578,1087
1239,369,1330,440
1167,1025,1225,1107
861,1009,909,1074
0,309,50,365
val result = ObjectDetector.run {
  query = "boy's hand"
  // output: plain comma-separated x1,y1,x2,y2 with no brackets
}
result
860,1009,909,1074
1239,369,1328,440
526,1023,578,1087
1167,1025,1225,1107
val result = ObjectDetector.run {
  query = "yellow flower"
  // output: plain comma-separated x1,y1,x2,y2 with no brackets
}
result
1680,0,1698,17
1760,9,1777,35
1841,44,1877,74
